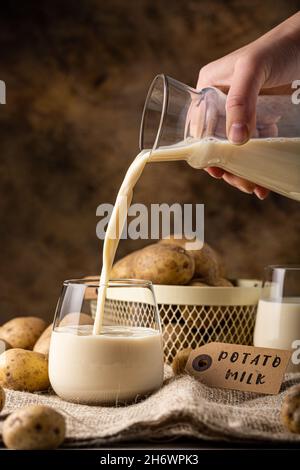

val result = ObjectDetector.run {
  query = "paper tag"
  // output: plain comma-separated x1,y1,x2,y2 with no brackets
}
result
185,342,291,395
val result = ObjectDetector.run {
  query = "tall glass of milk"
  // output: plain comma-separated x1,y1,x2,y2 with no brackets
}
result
49,278,164,405
140,75,300,201
254,266,300,372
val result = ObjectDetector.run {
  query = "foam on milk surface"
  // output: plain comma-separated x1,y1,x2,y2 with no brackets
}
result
56,324,160,338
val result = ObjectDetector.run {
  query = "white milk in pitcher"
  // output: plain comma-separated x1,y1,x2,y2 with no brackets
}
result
149,137,300,201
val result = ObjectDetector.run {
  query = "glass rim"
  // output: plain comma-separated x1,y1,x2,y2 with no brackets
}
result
139,73,168,151
63,278,153,288
264,264,300,271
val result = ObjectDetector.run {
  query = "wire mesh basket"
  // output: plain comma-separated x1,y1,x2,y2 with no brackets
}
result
90,280,261,364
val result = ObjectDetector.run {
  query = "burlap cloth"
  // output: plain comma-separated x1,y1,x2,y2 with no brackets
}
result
1,367,300,447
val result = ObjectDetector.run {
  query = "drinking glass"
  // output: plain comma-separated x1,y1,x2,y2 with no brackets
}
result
139,74,300,200
254,266,300,372
49,278,164,405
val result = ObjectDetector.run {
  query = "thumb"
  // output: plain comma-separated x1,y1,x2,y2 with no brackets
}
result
226,58,265,144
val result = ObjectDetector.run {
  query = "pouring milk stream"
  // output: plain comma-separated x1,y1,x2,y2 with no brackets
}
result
93,76,300,335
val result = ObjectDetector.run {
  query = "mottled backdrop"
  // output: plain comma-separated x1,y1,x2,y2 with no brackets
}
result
0,0,300,322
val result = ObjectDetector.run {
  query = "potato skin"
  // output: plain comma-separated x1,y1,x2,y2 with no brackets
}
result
188,279,209,286
0,385,5,411
212,278,233,287
0,317,47,350
3,405,66,450
110,251,140,279
33,324,53,356
281,385,300,433
0,349,50,392
172,348,192,375
59,312,94,327
0,339,12,353
160,236,224,284
133,243,195,285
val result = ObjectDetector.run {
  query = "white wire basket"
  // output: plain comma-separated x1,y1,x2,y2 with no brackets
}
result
90,280,261,364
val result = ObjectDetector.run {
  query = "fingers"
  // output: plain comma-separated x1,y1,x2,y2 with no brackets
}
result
204,167,225,178
222,172,256,194
222,172,269,199
204,169,269,199
197,59,234,90
258,123,278,138
226,57,266,144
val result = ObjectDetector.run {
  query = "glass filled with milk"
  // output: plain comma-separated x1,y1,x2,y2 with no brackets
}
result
140,75,300,201
254,266,300,372
49,278,164,405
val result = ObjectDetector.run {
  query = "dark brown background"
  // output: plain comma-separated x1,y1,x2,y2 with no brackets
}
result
0,0,300,323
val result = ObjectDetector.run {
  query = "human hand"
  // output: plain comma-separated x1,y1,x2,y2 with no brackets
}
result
197,12,300,199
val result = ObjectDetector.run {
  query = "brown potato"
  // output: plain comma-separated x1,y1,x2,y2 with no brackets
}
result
172,348,192,375
133,243,195,285
59,312,94,327
0,385,5,412
188,279,210,286
33,324,53,355
281,385,300,433
110,251,140,279
211,278,233,287
160,236,224,284
3,405,66,450
0,317,47,350
0,349,50,392
0,338,12,353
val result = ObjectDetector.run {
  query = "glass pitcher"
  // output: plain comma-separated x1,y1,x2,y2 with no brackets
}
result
139,75,300,201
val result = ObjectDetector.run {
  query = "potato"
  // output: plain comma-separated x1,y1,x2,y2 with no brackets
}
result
3,405,66,450
0,349,50,392
133,243,194,285
33,324,53,355
0,317,47,350
111,243,195,285
160,236,224,284
33,315,94,355
0,338,12,353
0,385,5,411
281,385,300,433
188,279,209,286
211,278,233,287
110,251,140,279
188,277,232,287
59,312,94,327
172,348,192,375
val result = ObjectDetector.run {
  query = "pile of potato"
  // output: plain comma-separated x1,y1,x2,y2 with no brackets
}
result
111,237,233,359
0,316,51,392
0,316,66,449
111,236,232,287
